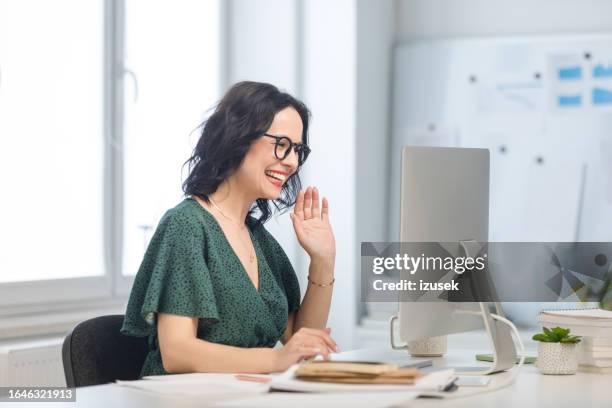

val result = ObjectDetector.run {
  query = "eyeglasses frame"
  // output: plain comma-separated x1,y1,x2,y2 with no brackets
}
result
262,133,311,165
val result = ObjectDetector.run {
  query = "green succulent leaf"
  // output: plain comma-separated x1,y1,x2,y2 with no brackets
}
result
542,327,558,341
533,333,553,342
552,327,570,338
533,327,580,343
560,335,582,344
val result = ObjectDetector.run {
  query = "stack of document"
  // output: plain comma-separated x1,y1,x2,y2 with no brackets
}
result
578,337,612,373
538,308,612,336
270,364,457,394
114,365,458,407
294,361,422,384
538,308,612,373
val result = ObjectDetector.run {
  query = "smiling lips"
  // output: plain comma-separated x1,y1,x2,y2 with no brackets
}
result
265,170,287,188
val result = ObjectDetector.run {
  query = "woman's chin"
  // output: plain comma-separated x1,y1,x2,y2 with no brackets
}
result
261,188,282,201
267,193,282,201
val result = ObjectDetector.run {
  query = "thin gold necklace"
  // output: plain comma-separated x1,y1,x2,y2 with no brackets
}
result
208,196,255,263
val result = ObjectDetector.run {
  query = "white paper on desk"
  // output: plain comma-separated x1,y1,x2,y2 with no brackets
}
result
116,374,269,397
210,391,419,408
269,365,456,393
142,372,274,382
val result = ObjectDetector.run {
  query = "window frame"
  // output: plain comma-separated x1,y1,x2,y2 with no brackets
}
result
0,0,224,330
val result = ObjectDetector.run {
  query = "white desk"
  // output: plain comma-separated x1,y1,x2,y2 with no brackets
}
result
16,333,610,408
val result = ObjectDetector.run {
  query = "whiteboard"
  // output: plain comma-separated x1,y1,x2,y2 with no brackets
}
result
390,34,612,243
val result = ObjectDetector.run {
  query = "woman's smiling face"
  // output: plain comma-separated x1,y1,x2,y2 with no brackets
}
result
234,106,304,201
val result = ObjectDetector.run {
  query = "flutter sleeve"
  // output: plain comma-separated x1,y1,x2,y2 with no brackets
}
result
121,211,219,337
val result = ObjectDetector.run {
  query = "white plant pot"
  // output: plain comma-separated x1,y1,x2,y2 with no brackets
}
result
536,342,578,375
408,336,447,357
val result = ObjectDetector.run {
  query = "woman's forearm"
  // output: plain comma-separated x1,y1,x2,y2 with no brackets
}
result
162,336,278,374
293,257,334,331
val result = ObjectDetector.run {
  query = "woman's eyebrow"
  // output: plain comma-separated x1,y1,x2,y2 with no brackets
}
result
269,133,304,145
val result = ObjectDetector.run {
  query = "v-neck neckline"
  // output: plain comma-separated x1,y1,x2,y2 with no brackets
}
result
188,197,263,294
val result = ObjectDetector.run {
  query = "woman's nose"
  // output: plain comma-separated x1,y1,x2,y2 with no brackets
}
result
282,147,299,171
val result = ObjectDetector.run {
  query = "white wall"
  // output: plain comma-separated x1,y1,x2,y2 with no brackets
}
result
395,0,612,41
227,0,299,91
356,0,395,318
300,0,358,349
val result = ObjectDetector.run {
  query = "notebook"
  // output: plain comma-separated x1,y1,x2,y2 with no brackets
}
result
579,348,612,358
538,308,612,336
540,309,612,324
576,354,612,368
294,362,422,385
583,337,612,348
579,365,612,374
270,364,457,394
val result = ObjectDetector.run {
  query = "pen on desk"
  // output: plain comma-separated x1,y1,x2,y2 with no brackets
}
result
234,375,272,384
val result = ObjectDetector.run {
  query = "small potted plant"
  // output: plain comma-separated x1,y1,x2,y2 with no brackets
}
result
533,327,581,375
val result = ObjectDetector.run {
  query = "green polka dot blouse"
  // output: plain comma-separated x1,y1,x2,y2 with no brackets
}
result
120,197,301,377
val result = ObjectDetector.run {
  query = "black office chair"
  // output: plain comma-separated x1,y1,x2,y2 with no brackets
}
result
62,315,149,387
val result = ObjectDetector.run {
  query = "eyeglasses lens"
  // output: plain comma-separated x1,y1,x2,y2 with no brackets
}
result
272,136,309,165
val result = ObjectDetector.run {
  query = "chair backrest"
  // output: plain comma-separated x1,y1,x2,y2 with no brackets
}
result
62,315,149,387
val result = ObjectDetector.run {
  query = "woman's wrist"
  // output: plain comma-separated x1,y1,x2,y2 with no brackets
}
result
308,256,335,284
309,255,335,270
307,275,335,287
269,347,284,373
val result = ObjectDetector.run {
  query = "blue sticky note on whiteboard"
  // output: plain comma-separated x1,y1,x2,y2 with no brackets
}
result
558,66,582,80
558,95,582,107
593,88,612,105
593,64,612,79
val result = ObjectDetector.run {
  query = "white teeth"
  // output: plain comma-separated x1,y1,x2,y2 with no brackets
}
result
265,171,287,182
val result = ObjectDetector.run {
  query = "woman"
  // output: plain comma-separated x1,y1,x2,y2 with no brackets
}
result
121,81,337,376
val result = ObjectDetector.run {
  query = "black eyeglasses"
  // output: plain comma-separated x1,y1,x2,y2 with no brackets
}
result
263,133,311,165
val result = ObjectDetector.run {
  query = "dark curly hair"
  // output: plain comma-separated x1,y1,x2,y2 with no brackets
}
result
182,81,310,228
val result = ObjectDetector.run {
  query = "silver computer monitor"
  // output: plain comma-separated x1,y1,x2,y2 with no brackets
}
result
395,146,517,374
398,146,489,341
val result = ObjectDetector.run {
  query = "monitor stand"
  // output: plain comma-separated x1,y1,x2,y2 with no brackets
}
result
390,302,518,375
453,302,518,375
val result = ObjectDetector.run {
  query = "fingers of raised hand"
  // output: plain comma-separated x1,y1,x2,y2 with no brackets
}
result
321,197,329,222
290,212,304,236
312,187,321,218
294,190,305,220
303,187,313,219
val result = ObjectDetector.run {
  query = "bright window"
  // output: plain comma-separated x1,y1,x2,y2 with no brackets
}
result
0,0,221,307
122,0,220,276
0,0,104,283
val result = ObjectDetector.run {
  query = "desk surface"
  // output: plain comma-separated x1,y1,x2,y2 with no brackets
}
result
19,334,611,408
